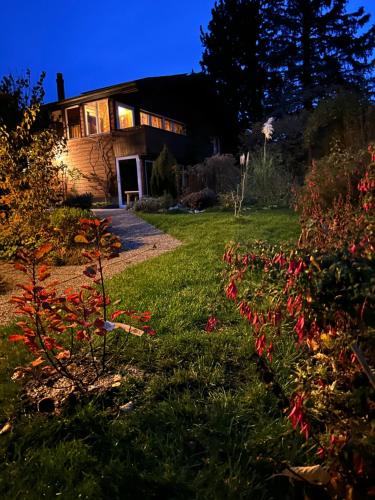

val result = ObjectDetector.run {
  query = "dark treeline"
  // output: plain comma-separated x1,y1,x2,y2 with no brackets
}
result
200,0,374,126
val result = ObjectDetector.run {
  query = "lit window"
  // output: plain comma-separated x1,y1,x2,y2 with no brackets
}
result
140,112,150,125
173,122,186,135
140,109,186,135
84,100,109,135
164,119,172,132
151,115,163,129
65,106,81,138
117,104,134,129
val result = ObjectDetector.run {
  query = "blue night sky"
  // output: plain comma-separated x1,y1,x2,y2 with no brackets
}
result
0,0,374,103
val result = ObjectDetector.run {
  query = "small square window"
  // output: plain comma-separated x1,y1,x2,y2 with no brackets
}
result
117,104,134,129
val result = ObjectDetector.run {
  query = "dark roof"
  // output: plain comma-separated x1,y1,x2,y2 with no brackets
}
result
46,73,190,108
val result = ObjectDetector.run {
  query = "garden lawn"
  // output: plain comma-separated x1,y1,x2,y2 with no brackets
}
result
0,209,310,500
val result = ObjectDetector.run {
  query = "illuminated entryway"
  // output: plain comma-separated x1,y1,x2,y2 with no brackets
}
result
115,155,143,208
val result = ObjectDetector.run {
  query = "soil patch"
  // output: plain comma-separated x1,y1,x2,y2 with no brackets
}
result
14,360,144,415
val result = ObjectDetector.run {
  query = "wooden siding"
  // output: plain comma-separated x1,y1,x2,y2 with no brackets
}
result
61,126,189,202
62,134,117,201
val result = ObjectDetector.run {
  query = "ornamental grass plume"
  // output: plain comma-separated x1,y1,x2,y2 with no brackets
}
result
262,117,274,166
262,117,274,141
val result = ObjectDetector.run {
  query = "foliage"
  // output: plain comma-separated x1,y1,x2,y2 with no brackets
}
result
49,206,93,247
0,70,45,130
8,217,155,387
64,192,93,210
201,0,374,123
282,0,375,109
134,194,173,213
0,93,66,256
183,154,239,194
247,148,294,207
240,112,308,179
200,0,286,124
150,145,177,197
217,192,237,210
0,209,303,499
221,152,374,496
230,152,250,217
295,145,370,251
304,91,375,159
242,118,294,209
180,188,217,210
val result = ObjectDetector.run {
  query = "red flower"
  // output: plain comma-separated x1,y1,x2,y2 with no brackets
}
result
225,280,237,301
255,334,266,356
143,326,156,336
288,394,310,439
205,316,218,333
294,314,305,343
238,301,250,318
266,341,274,362
349,242,356,255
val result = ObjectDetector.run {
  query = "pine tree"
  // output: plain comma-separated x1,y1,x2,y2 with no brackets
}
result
200,0,374,124
150,145,177,197
282,0,375,110
200,0,287,126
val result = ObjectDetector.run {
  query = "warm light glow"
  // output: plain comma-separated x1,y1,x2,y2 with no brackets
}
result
140,111,150,125
117,105,134,128
84,99,110,135
140,110,186,135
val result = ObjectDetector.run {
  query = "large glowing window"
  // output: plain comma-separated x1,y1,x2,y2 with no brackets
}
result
117,104,134,129
84,100,110,135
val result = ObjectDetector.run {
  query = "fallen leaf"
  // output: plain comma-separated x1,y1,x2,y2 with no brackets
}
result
114,322,144,337
31,357,45,367
119,401,134,413
74,235,89,244
0,422,12,435
274,465,330,485
34,243,53,260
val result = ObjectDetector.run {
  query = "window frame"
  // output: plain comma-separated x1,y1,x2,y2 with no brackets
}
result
139,109,186,135
115,102,135,130
65,105,81,139
84,99,110,136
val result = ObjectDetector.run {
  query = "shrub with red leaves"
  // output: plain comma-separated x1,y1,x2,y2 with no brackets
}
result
9,217,156,387
221,151,374,495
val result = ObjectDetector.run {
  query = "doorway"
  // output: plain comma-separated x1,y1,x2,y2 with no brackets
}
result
115,155,143,207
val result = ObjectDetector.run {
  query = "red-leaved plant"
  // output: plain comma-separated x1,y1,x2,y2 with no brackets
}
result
9,217,155,389
219,152,374,495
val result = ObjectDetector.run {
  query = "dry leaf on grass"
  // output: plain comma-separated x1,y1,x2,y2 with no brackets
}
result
0,422,12,435
272,465,330,485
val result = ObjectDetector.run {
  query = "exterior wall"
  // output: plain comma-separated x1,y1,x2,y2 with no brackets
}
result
62,134,117,201
61,126,189,203
143,126,188,162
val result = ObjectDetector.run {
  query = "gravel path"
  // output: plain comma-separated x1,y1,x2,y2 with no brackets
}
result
0,209,181,326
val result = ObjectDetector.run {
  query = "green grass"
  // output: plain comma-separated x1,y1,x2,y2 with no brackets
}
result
0,209,310,499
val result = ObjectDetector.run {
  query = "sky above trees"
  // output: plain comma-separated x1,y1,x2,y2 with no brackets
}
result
0,0,373,103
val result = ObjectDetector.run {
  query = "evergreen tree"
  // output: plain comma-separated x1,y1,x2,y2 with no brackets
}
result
200,0,287,126
281,0,375,110
200,0,374,124
150,145,177,197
